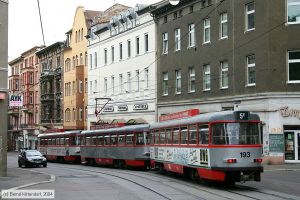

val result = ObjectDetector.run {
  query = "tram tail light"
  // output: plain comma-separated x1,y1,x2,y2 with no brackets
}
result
254,158,263,163
226,158,237,163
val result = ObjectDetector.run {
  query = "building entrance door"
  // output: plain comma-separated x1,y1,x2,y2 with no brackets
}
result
284,131,300,162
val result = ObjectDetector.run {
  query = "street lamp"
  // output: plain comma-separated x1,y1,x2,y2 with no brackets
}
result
169,0,180,6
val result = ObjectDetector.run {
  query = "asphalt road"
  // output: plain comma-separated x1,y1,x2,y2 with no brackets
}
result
3,153,300,200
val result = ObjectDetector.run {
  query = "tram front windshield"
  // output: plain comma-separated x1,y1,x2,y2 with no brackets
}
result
212,123,260,145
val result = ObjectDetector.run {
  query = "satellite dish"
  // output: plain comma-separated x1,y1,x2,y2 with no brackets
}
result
169,0,180,5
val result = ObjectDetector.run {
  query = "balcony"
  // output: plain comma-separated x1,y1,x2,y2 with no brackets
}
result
41,93,55,102
54,67,62,78
20,124,36,129
40,69,54,80
8,108,19,116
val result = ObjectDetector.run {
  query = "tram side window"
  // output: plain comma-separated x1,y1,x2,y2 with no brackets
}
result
81,136,86,145
65,137,70,146
47,139,51,145
91,136,97,145
173,128,179,144
160,129,165,144
154,130,159,144
212,124,226,144
60,138,65,145
86,137,91,145
126,134,134,145
118,135,125,145
149,131,154,145
136,132,144,145
52,138,56,145
97,135,104,146
104,135,110,145
199,125,209,144
189,125,197,144
111,135,117,145
166,129,172,144
70,136,76,145
181,127,188,144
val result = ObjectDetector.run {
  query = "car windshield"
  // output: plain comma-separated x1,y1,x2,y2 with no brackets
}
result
26,151,42,157
212,122,260,145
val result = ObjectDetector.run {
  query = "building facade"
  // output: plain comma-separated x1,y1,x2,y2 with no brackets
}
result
36,42,64,131
8,46,43,150
87,4,157,129
151,0,300,163
63,7,101,130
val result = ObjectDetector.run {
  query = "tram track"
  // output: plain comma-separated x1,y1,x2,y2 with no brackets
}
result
47,163,298,200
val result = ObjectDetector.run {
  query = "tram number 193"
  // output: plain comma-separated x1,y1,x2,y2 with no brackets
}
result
240,152,251,158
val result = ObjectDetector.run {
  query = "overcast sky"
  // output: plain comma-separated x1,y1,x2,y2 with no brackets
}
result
8,0,161,61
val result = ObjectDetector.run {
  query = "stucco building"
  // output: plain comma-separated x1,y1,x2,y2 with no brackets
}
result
151,0,300,163
63,7,101,130
87,4,157,129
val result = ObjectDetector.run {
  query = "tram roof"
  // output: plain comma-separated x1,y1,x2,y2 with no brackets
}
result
81,124,150,135
150,111,260,129
38,130,81,138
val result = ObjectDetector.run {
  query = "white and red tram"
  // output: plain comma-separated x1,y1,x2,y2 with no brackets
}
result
149,111,263,183
37,130,81,163
80,124,150,168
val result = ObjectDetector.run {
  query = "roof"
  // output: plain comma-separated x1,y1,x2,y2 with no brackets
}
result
38,130,81,138
150,0,196,17
36,42,64,56
82,124,149,136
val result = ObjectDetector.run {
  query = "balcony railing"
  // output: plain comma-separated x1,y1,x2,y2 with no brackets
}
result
41,93,55,101
41,69,54,79
54,67,62,78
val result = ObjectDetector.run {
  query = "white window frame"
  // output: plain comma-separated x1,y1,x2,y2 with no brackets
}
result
104,48,107,65
127,40,131,58
175,69,182,94
220,13,228,39
111,46,115,63
162,32,168,54
127,72,131,93
203,64,211,91
111,76,115,95
246,55,256,86
203,18,211,44
89,81,93,94
104,78,108,96
94,52,97,68
89,54,93,69
79,80,83,93
136,36,140,55
94,80,98,92
188,24,195,47
119,43,123,60
220,61,229,89
245,2,255,31
287,0,300,24
162,72,168,96
175,28,181,51
119,74,123,94
136,70,140,92
188,67,196,92
144,33,149,52
288,50,300,83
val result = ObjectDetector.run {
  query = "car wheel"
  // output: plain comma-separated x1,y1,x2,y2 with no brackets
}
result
18,162,21,168
43,163,47,168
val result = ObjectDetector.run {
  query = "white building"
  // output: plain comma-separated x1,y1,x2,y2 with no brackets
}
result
87,5,157,129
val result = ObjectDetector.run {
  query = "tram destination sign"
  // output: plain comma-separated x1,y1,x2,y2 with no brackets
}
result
234,111,249,120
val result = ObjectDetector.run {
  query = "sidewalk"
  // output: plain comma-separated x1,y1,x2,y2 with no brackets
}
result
264,163,300,171
0,167,50,190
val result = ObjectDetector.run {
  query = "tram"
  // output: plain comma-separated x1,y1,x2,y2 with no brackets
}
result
149,111,263,184
80,124,150,168
37,130,81,162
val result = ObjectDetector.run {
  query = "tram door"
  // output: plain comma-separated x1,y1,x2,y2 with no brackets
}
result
284,131,300,162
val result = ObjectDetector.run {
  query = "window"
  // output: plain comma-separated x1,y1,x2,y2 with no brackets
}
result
203,64,211,90
189,125,197,144
89,81,93,94
15,80,19,90
76,55,78,66
188,67,196,92
111,46,115,63
145,33,149,52
144,68,149,89
85,52,88,66
220,13,228,39
220,61,229,88
189,5,194,13
162,33,168,54
119,74,123,93
173,128,179,144
89,54,92,69
104,49,107,65
203,18,211,43
79,108,83,121
166,129,172,144
162,72,168,96
181,127,188,144
127,72,131,92
94,80,97,92
160,130,165,144
72,57,75,69
111,76,115,95
119,43,123,60
127,40,131,58
288,0,300,24
57,56,61,67
29,93,33,104
29,73,33,84
288,50,300,82
79,80,83,93
94,52,97,68
245,2,255,31
80,53,83,65
175,28,181,51
188,24,195,47
136,70,140,91
85,78,88,93
199,125,209,144
175,69,181,94
247,55,256,85
104,78,108,95
136,36,140,55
